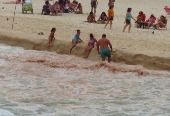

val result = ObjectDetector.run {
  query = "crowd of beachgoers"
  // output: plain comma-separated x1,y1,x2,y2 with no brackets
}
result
2,0,169,63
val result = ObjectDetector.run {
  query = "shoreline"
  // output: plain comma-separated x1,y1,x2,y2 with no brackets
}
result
0,29,170,71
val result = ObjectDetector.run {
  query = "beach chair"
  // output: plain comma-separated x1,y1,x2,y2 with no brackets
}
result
164,6,170,16
22,0,33,14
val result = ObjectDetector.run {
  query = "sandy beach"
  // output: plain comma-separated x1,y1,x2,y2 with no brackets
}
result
0,0,170,70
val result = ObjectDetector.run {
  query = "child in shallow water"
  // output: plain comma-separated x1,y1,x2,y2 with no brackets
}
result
84,33,97,58
48,28,56,46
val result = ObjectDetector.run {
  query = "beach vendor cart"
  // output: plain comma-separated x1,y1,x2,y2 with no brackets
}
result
22,0,33,14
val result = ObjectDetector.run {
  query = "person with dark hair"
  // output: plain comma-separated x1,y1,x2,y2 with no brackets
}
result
136,11,146,28
69,30,84,53
42,0,51,15
75,3,83,14
91,0,98,17
48,28,56,46
84,34,97,58
145,14,156,29
105,6,114,29
123,8,136,33
58,0,64,12
97,34,113,62
108,0,115,7
96,12,107,24
155,15,167,29
87,12,96,23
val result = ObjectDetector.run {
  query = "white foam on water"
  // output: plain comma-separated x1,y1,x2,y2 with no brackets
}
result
0,44,170,116
0,109,14,116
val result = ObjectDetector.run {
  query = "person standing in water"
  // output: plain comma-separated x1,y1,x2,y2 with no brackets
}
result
91,0,98,17
69,30,84,53
97,34,113,62
48,28,56,46
104,6,114,29
84,33,97,58
123,7,136,33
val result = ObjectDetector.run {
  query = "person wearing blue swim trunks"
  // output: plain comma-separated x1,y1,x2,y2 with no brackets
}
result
69,29,84,53
97,34,113,62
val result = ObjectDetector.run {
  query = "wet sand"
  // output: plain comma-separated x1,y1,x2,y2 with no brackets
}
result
0,0,170,70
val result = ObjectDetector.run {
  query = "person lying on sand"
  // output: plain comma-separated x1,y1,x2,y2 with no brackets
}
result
97,34,113,62
69,30,84,53
3,0,24,4
84,33,97,58
48,28,56,46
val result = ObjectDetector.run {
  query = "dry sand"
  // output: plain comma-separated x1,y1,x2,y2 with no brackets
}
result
0,0,170,70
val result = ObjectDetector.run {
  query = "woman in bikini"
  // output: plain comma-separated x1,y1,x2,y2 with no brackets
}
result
75,3,83,14
84,33,97,58
96,12,107,24
155,15,167,29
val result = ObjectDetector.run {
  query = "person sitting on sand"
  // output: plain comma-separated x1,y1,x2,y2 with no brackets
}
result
96,12,107,24
75,3,83,14
104,6,114,29
84,33,97,58
87,12,96,23
136,11,146,28
50,1,60,15
155,15,167,29
68,0,78,12
48,28,56,46
145,14,156,29
97,34,113,62
69,30,84,53
3,0,24,4
42,0,51,15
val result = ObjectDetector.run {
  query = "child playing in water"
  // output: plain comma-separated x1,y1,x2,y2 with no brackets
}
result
105,6,114,29
48,28,56,46
84,33,97,58
69,30,84,53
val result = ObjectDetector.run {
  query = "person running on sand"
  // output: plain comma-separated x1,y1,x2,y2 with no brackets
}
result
84,33,97,58
48,28,56,46
91,0,98,17
69,30,84,53
97,34,113,62
104,6,114,29
123,8,136,33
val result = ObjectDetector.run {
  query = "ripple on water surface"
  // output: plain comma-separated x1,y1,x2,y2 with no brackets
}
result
0,44,170,116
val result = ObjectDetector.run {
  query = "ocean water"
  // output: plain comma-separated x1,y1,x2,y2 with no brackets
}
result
0,44,170,116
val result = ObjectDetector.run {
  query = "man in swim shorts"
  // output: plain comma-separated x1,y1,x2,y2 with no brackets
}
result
97,34,113,62
91,0,98,16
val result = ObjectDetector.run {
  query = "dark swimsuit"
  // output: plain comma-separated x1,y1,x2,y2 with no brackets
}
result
91,1,97,8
